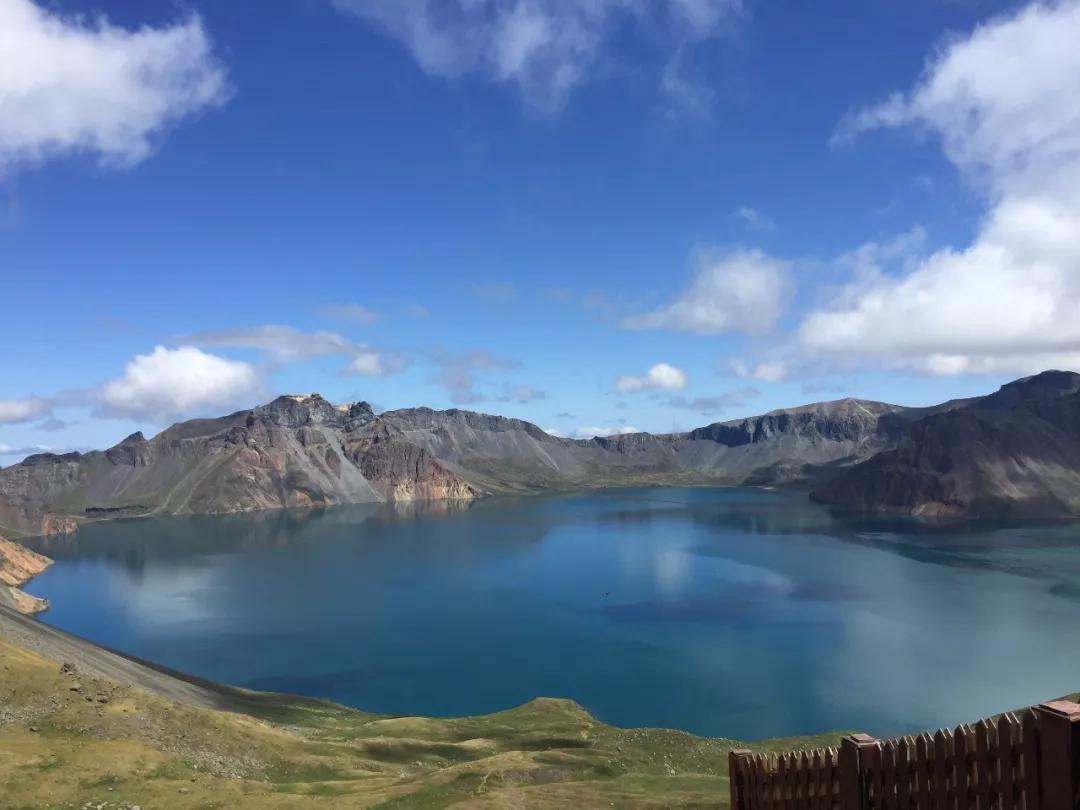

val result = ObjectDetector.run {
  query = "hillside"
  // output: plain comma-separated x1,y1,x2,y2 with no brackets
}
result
0,604,841,808
812,371,1080,517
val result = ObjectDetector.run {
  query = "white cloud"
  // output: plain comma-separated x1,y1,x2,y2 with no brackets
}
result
615,362,689,392
188,326,352,363
345,351,388,376
0,0,228,172
498,383,547,403
731,359,788,383
97,346,260,420
573,424,641,438
732,205,776,232
809,1,1080,376
186,325,399,377
0,397,51,424
623,248,793,335
0,443,56,457
665,387,759,414
331,0,743,111
431,349,520,404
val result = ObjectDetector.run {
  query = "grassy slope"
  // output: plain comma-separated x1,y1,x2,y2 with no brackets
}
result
0,635,842,809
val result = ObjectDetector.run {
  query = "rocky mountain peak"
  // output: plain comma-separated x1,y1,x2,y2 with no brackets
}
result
254,394,377,430
982,370,1080,411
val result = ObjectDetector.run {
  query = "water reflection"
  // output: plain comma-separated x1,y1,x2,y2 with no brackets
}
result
24,486,1080,740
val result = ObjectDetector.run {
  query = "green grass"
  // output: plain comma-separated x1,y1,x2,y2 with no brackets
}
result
0,633,847,808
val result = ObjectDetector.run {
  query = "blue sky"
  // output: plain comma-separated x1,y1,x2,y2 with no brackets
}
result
3,0,1079,458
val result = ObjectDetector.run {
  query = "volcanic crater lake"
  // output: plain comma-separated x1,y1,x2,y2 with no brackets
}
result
23,487,1080,740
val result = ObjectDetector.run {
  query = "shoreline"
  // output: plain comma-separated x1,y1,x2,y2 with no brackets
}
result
0,534,53,615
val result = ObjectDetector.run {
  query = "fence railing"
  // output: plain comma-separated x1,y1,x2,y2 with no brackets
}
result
729,700,1080,810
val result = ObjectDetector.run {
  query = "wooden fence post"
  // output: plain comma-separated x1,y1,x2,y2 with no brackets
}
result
728,748,752,810
840,733,877,810
1036,701,1080,810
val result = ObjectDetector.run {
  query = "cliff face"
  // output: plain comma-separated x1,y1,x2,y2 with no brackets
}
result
0,535,52,614
0,395,477,536
812,371,1080,517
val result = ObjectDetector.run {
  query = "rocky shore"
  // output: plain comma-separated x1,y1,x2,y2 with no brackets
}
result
0,535,53,615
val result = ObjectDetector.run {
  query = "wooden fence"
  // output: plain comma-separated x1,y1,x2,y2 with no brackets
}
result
729,700,1080,810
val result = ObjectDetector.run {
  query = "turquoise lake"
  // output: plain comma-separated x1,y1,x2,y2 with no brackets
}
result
23,487,1080,741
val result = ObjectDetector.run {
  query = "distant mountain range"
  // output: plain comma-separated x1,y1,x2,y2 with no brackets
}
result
2,370,1078,536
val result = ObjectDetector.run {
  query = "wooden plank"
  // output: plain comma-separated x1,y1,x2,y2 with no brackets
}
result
798,751,811,810
820,748,833,810
865,742,882,810
812,751,820,807
756,755,765,810
881,740,898,810
731,749,750,810
933,729,950,810
997,715,1015,810
829,747,840,810
824,748,835,810
896,737,912,810
952,725,969,810
1035,702,1080,810
793,752,803,809
1020,710,1039,810
745,754,757,810
785,753,795,810
916,734,932,810
840,736,867,810
974,720,992,810
779,753,789,810
794,756,803,810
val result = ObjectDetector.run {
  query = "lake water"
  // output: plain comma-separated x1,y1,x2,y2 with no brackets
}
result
23,487,1080,741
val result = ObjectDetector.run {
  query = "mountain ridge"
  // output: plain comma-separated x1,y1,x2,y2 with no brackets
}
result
3,371,1079,535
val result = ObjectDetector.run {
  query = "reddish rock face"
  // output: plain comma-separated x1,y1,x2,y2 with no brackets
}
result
0,535,52,615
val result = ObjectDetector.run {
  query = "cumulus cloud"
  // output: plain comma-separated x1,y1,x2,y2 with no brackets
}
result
731,359,788,383
0,0,229,172
331,0,743,111
664,387,759,415
0,398,51,424
0,443,56,457
345,351,391,376
498,383,547,403
97,346,260,421
809,1,1080,376
572,424,642,438
432,349,520,404
36,416,72,432
732,205,775,232
185,325,400,377
615,363,689,392
623,248,793,335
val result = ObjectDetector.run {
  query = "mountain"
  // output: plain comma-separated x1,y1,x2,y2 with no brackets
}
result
812,370,1080,517
4,373,1074,535
0,393,921,537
